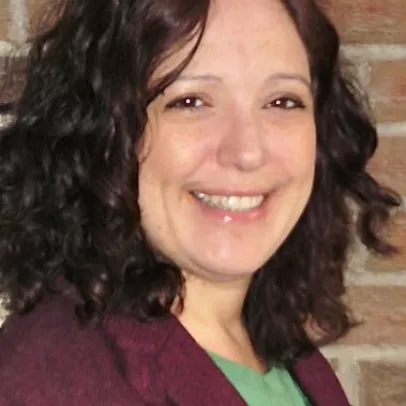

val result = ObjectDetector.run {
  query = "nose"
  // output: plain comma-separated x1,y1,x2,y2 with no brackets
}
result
216,112,268,172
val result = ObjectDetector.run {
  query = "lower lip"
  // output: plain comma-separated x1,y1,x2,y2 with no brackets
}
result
190,193,272,223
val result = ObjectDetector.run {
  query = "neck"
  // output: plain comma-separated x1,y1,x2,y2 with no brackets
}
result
175,271,251,328
173,272,266,373
173,272,253,352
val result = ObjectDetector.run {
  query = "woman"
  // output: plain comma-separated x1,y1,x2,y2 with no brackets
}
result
0,0,400,405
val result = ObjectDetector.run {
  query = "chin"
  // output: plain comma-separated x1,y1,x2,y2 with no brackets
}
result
193,255,270,280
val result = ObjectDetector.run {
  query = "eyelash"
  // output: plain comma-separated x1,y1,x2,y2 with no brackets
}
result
265,96,306,110
165,95,306,111
166,96,207,110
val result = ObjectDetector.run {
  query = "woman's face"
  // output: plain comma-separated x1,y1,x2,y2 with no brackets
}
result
138,0,316,281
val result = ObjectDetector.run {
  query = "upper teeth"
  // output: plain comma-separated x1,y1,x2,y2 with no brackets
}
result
193,192,265,212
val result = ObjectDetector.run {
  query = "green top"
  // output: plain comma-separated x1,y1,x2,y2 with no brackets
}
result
209,352,311,406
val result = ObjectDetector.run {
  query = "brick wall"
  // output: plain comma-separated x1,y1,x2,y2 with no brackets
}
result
324,3,406,406
0,1,405,405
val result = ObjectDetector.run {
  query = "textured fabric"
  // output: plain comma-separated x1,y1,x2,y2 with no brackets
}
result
209,352,311,405
0,291,351,405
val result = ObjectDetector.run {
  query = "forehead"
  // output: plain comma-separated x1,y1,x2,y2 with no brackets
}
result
154,0,310,81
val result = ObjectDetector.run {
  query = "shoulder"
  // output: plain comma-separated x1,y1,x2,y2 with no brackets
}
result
1,290,82,350
0,291,172,405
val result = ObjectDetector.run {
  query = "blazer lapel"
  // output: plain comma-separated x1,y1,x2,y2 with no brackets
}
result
291,350,351,406
158,318,352,406
158,317,247,406
108,311,350,406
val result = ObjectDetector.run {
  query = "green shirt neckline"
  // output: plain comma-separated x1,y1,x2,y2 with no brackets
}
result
208,351,311,406
208,351,276,377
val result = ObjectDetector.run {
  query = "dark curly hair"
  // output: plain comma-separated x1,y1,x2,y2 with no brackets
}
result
0,0,401,364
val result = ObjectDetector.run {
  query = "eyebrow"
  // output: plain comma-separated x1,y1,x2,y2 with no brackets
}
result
174,72,311,89
174,74,222,83
175,72,312,91
264,73,311,90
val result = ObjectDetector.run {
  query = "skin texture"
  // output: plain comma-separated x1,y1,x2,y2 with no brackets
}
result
138,0,316,284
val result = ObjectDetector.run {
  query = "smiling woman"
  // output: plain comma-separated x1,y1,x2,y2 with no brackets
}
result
140,0,316,284
0,0,400,405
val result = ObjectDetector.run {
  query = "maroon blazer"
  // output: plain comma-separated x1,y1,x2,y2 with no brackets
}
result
0,293,351,405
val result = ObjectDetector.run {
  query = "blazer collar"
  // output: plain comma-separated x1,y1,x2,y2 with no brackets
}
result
158,316,351,406
106,312,351,405
158,317,247,405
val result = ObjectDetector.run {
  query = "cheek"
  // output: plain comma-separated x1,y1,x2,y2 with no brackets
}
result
141,122,217,185
271,122,316,179
294,135,316,176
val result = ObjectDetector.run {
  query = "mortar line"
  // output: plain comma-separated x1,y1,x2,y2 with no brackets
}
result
8,0,29,43
377,122,406,135
343,44,406,61
346,271,406,286
322,345,406,360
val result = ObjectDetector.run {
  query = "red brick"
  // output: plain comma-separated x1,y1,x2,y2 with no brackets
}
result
326,0,406,44
368,136,406,196
368,61,406,123
28,0,49,18
366,210,406,272
0,0,10,41
338,286,406,346
28,0,58,36
360,361,406,406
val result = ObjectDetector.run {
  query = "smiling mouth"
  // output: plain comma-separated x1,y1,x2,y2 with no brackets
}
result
191,191,266,212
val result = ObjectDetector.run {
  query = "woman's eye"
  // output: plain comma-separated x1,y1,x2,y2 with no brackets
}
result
166,96,205,110
267,96,306,110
